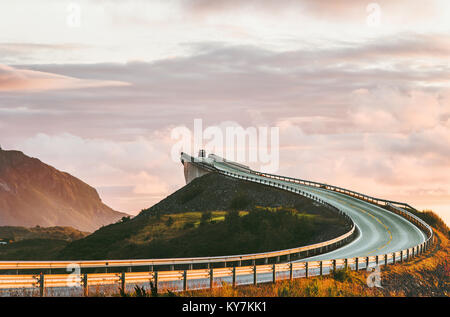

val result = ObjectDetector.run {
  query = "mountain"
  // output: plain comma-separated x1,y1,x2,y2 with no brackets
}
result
0,148,128,232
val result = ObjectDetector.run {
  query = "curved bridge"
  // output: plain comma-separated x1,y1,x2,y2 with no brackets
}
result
0,152,434,295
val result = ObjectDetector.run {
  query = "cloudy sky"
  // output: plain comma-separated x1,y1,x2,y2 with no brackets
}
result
1,0,449,224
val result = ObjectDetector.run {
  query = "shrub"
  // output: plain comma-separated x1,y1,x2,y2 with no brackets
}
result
331,268,353,283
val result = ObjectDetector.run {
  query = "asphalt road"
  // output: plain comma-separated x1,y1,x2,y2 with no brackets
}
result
212,161,426,261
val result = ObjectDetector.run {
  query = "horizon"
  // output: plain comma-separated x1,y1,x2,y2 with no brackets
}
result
0,0,449,226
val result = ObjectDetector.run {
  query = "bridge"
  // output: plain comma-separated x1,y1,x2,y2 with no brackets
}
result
0,151,434,296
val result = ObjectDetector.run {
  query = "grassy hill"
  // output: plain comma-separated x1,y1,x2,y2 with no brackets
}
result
57,172,351,260
0,226,89,260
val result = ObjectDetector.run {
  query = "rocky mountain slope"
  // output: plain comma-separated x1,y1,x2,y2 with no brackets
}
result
0,148,128,231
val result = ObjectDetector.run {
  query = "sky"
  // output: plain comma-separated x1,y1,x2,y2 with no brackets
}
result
0,0,449,225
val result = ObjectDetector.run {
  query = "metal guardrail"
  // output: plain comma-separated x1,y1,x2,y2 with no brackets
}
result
0,155,435,296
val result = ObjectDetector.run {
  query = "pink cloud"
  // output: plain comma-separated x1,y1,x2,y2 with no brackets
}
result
0,64,129,92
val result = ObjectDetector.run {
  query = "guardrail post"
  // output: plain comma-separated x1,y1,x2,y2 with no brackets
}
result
406,249,410,261
253,265,257,285
154,271,158,294
344,259,348,270
209,268,214,289
400,251,403,263
332,260,336,272
376,255,379,266
39,272,45,297
289,263,293,280
392,253,396,264
320,261,323,276
121,272,126,291
366,257,369,269
83,273,88,297
149,265,153,272
232,267,236,287
287,254,290,262
384,254,388,267
272,264,276,283
355,258,359,271
189,264,193,270
183,270,187,291
305,262,308,278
